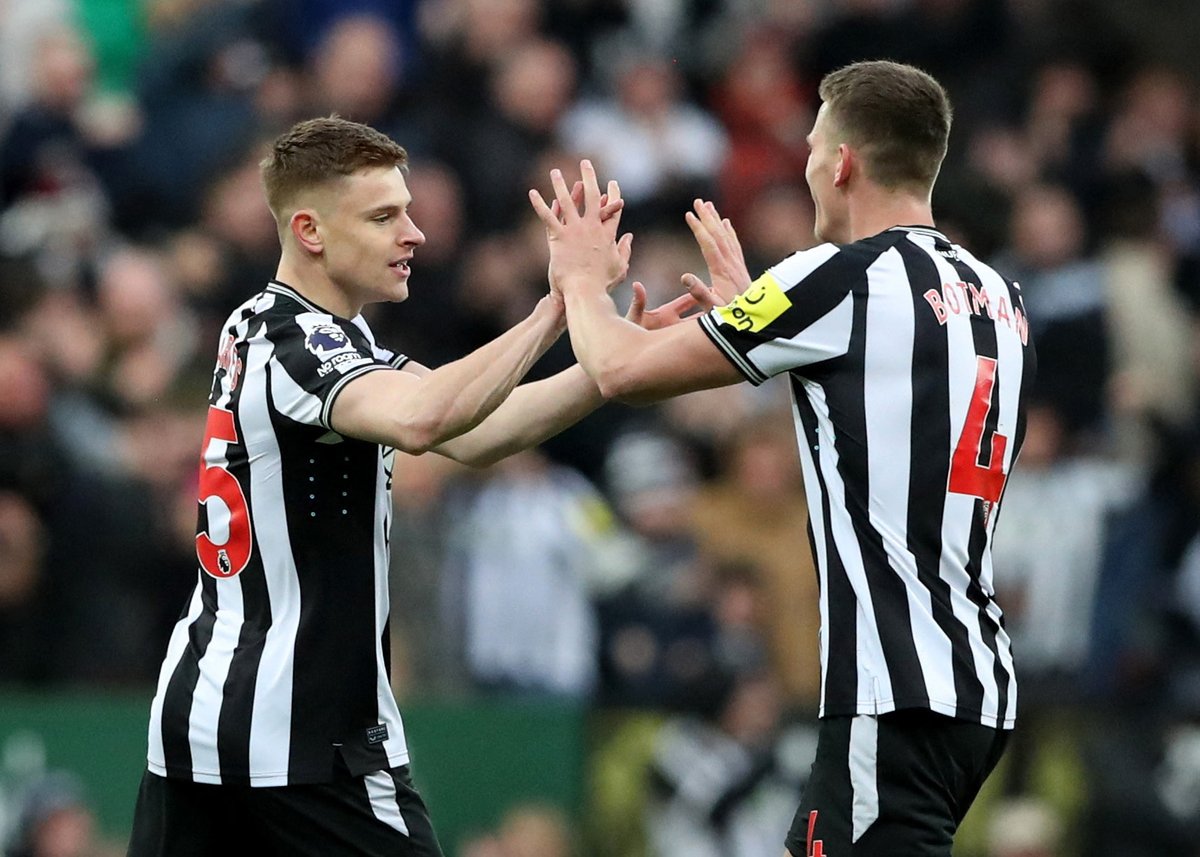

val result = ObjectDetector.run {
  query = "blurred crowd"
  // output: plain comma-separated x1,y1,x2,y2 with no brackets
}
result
4,0,1200,854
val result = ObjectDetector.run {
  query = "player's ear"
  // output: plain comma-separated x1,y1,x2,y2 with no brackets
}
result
290,209,323,254
833,144,852,187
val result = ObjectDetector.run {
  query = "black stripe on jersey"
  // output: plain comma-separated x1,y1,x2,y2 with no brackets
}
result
272,407,390,781
895,239,986,719
159,574,218,777
215,371,270,787
830,249,929,708
792,374,858,710
947,251,1011,724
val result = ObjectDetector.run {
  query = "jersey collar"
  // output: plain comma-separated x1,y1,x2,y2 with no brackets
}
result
887,225,950,242
267,280,341,318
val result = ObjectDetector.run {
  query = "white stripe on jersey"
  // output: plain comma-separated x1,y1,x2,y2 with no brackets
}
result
242,328,299,784
187,575,244,784
864,248,958,713
792,392,831,710
746,291,855,375
147,583,205,775
373,446,408,766
772,243,841,284
926,245,1004,726
803,376,896,712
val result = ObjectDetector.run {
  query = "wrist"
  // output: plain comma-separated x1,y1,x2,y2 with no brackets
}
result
537,292,569,332
556,274,610,296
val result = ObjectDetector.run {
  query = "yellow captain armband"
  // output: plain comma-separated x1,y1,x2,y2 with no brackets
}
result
715,271,793,333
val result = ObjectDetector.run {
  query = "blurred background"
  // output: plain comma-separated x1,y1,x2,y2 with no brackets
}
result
3,0,1200,854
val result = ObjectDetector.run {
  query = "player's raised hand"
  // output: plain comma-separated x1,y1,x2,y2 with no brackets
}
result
530,160,631,294
683,199,752,307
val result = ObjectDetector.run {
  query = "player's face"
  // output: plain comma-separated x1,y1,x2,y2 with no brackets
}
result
804,103,849,244
320,166,425,308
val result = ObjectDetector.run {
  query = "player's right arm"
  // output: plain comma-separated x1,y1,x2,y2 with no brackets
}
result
329,293,568,454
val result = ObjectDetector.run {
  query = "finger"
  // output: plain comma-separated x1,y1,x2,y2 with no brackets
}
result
700,201,734,257
625,281,647,322
580,159,602,215
685,210,721,259
528,189,559,230
599,197,625,222
607,179,622,207
617,232,633,267
661,291,699,317
550,169,575,220
571,180,585,212
682,272,722,309
723,218,745,257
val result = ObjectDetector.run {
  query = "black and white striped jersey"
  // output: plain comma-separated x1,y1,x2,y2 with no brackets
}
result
699,226,1035,729
147,280,412,786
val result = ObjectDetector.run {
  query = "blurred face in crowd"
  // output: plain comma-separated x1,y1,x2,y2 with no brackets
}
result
313,14,400,122
303,166,425,310
805,103,851,243
1011,185,1084,269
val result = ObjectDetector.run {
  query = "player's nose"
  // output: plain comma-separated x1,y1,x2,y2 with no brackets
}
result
400,221,425,247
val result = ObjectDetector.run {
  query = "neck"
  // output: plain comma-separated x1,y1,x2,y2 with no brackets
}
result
275,255,360,319
845,186,935,243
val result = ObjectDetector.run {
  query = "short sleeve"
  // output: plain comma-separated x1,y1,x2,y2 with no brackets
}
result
266,312,394,428
698,243,858,384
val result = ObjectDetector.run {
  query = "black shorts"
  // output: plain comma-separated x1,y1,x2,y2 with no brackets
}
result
785,709,1008,857
126,765,443,857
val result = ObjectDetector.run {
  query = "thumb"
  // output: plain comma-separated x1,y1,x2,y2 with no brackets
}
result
625,281,647,322
681,273,720,309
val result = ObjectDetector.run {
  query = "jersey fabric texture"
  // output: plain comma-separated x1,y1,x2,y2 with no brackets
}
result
146,280,412,787
700,227,1035,730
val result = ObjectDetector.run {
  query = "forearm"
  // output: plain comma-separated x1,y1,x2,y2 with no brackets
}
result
412,297,566,447
563,286,649,400
434,364,604,467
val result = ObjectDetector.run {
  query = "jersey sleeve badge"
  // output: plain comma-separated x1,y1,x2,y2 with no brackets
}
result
303,322,355,358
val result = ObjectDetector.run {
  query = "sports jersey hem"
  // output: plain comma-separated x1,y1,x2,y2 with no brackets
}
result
390,354,410,370
818,697,1016,730
696,314,768,385
320,363,392,428
146,749,412,786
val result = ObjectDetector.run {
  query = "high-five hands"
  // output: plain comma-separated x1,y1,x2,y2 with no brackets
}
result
627,199,754,329
530,160,631,296
683,198,752,307
530,163,754,331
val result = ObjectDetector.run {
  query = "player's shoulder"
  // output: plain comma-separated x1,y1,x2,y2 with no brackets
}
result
767,242,841,286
